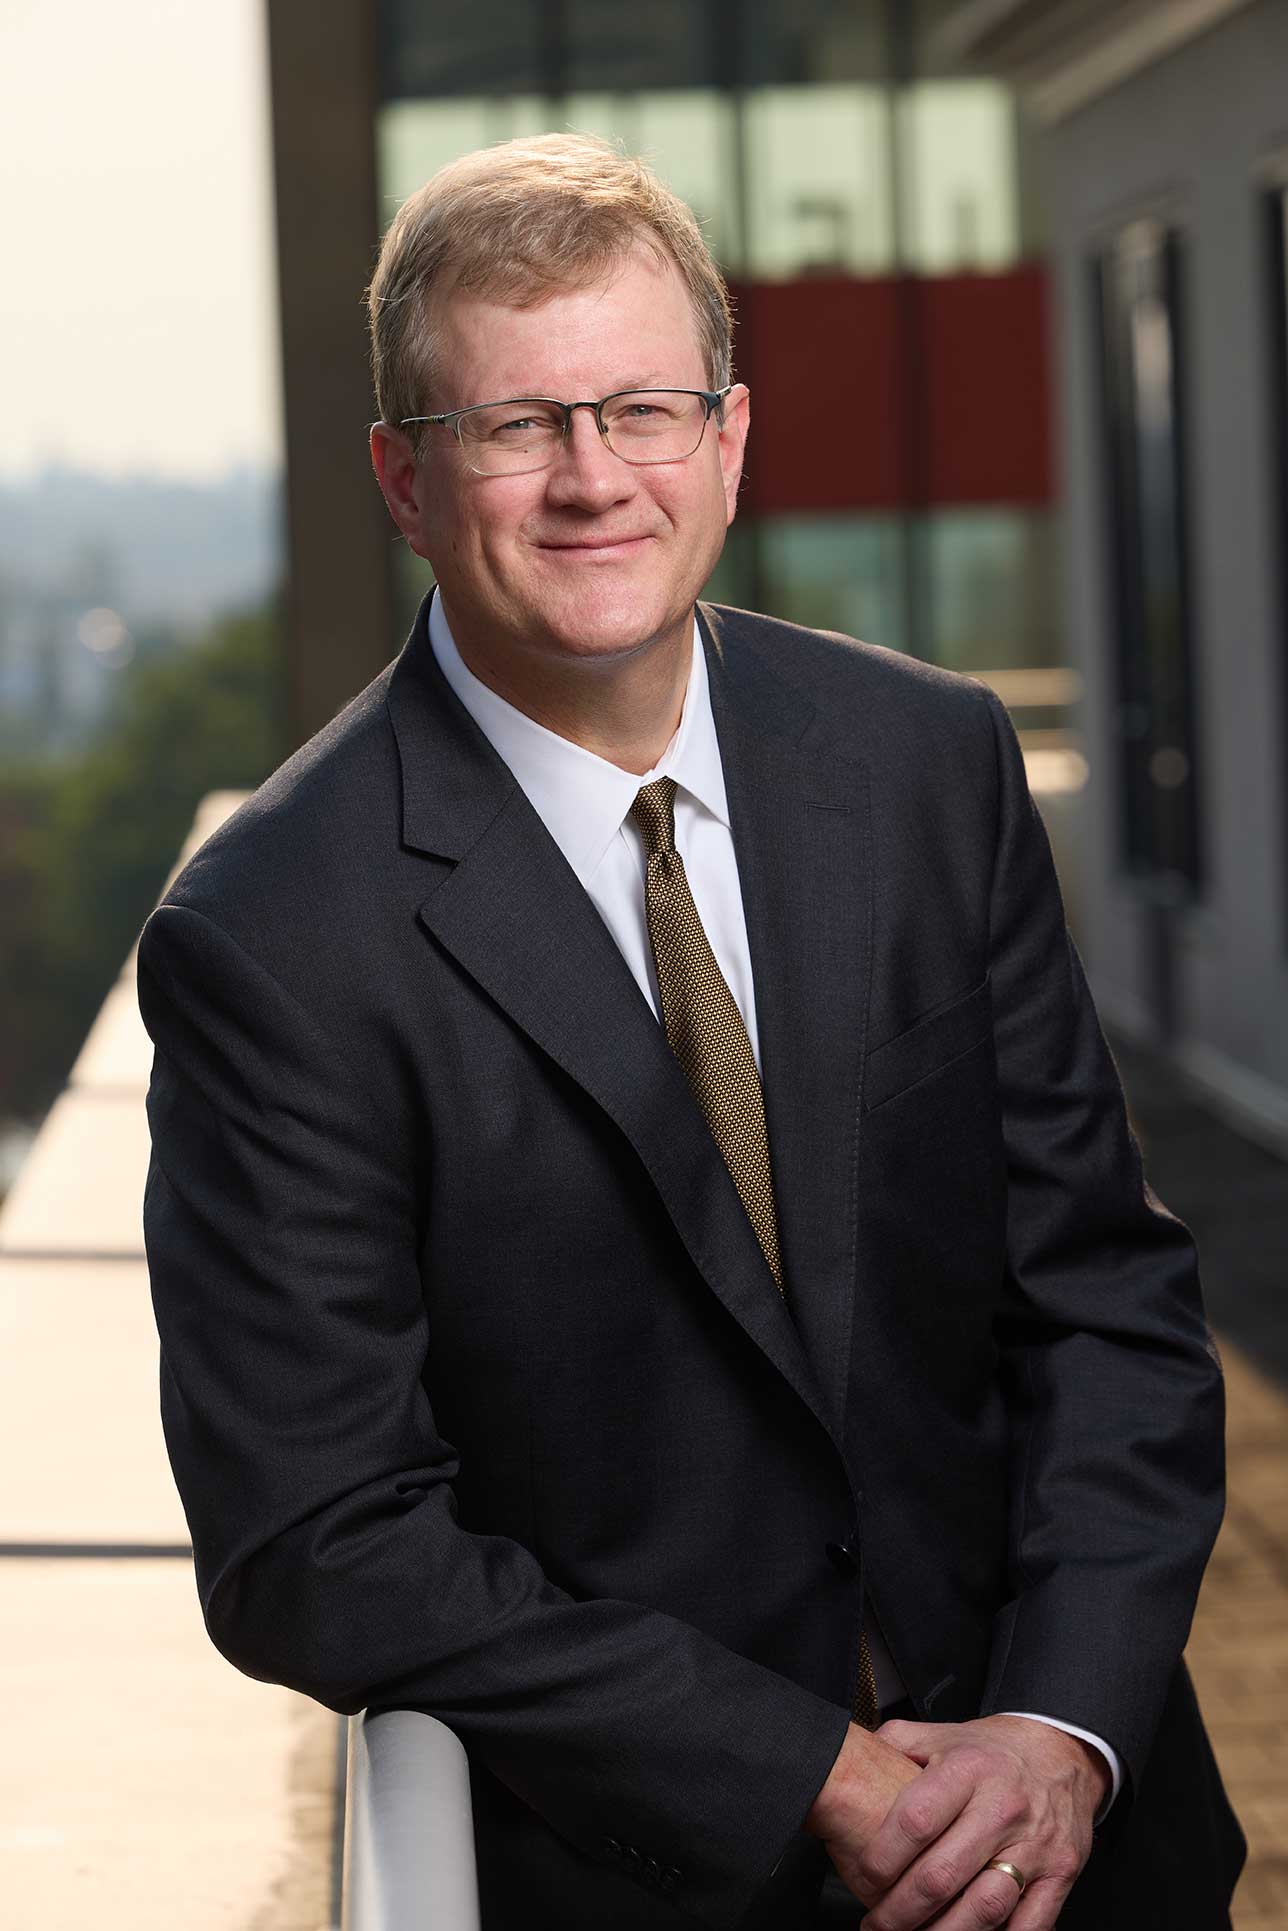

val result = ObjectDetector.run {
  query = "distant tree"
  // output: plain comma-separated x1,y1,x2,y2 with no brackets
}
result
0,601,282,1128
0,764,64,1123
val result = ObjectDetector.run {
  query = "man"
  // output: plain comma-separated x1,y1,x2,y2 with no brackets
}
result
139,133,1243,1928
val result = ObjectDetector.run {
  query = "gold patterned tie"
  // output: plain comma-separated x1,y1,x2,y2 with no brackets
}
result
628,775,879,1731
629,777,784,1292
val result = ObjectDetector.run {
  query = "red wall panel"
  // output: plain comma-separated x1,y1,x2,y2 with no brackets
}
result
728,263,1052,516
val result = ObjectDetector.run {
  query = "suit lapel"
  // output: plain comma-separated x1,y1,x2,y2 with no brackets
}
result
699,605,874,1438
386,598,870,1452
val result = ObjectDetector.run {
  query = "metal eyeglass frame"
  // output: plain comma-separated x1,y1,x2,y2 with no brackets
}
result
396,385,734,471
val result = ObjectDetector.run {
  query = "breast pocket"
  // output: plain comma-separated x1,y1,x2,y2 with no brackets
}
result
864,973,993,1113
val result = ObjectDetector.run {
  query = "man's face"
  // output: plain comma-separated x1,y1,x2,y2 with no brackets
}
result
372,244,749,676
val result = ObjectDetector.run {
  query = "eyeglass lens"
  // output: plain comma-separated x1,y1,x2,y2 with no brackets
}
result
456,391,712,473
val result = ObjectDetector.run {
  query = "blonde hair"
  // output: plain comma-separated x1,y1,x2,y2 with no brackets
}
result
366,131,733,439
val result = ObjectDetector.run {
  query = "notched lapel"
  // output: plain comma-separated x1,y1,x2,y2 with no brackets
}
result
387,604,832,1442
701,605,875,1441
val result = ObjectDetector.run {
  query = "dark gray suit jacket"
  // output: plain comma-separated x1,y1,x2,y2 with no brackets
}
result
138,597,1242,1928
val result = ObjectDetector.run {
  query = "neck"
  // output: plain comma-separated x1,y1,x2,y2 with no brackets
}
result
443,605,695,775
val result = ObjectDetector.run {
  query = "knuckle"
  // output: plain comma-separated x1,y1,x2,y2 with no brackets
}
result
998,1788,1029,1833
1047,1844,1084,1885
852,1849,890,1893
914,1857,959,1905
968,1883,1014,1927
897,1799,940,1845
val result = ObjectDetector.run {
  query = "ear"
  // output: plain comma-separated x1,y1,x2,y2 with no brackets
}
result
369,421,429,551
717,384,750,526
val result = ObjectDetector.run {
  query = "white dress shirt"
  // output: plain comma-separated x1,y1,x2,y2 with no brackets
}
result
427,589,1120,1812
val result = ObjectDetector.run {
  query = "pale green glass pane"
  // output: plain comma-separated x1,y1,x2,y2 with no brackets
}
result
378,100,493,214
379,91,738,267
924,510,1060,674
378,97,555,217
480,96,552,142
623,92,736,267
757,515,904,646
500,92,737,269
897,81,1019,272
743,86,894,278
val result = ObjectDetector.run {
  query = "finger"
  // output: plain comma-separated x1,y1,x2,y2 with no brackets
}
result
1004,1872,1081,1931
877,1718,947,1765
893,1865,1027,1931
855,1758,978,1900
861,1822,1042,1931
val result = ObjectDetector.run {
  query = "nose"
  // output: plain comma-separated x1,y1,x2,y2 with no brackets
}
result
543,403,636,510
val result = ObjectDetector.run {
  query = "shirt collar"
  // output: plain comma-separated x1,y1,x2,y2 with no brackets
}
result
427,588,730,888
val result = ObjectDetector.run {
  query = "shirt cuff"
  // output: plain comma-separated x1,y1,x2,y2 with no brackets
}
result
998,1712,1122,1824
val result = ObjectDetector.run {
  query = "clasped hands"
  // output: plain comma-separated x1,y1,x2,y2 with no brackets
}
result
803,1714,1110,1929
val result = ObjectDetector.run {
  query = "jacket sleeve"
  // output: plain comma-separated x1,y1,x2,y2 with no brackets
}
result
974,684,1225,1799
137,899,849,1929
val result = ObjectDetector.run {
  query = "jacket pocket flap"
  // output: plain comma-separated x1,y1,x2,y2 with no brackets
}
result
864,975,992,1112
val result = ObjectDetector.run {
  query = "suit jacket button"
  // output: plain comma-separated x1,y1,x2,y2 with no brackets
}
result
661,1865,682,1891
643,1855,663,1885
602,1836,623,1860
622,1844,643,1875
826,1538,859,1577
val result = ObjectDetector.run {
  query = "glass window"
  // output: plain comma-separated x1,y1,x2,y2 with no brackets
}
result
378,0,544,100
739,0,889,87
565,91,738,264
378,91,738,266
742,87,894,277
1093,218,1202,895
897,82,1020,273
755,514,904,646
922,509,1059,674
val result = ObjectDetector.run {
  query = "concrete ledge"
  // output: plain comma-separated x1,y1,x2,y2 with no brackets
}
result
0,1560,337,1931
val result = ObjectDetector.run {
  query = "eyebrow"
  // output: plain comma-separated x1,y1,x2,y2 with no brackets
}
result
495,377,684,400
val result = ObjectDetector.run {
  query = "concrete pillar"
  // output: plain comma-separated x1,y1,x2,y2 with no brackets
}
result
266,0,396,749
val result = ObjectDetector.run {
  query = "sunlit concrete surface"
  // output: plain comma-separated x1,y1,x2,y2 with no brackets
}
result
1,792,339,1930
0,1090,151,1255
0,1260,185,1544
70,973,156,1090
0,1561,335,1931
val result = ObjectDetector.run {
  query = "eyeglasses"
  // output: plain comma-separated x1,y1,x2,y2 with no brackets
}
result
397,386,733,476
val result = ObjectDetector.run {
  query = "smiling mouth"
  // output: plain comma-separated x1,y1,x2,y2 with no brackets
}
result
536,534,654,553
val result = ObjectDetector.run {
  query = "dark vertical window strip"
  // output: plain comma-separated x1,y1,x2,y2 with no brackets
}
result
1089,250,1145,880
1091,226,1202,898
1160,226,1204,897
1266,186,1288,949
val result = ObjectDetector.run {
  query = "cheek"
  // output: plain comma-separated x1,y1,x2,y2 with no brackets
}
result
652,465,725,539
423,489,525,579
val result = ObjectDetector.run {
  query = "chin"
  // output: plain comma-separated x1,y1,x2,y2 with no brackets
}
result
532,583,687,661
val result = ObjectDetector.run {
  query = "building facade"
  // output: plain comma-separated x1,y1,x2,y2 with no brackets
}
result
947,0,1288,1146
266,0,1070,752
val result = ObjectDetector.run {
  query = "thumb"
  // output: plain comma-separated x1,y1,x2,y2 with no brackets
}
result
875,1717,941,1764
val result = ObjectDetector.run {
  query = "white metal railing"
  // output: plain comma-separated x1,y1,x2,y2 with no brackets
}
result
340,1710,481,1931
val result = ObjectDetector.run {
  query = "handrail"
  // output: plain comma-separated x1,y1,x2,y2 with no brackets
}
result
341,1710,481,1930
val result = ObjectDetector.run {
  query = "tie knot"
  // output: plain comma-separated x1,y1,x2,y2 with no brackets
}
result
629,776,678,858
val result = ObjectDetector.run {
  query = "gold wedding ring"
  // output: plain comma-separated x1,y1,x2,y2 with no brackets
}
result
985,1859,1027,1896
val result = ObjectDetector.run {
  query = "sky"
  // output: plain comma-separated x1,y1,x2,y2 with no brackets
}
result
0,0,281,481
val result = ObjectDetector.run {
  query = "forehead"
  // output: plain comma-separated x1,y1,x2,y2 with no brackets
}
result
429,245,707,405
